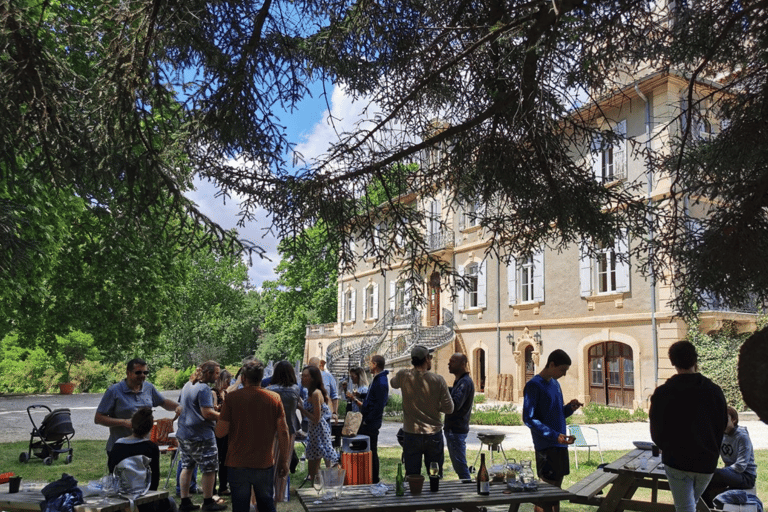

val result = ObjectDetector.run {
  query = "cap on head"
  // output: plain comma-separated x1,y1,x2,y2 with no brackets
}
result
411,345,432,359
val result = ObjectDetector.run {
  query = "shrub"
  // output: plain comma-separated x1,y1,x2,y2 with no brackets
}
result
570,403,649,424
473,393,486,404
471,405,523,426
384,393,403,415
154,367,179,391
175,366,195,389
69,359,115,393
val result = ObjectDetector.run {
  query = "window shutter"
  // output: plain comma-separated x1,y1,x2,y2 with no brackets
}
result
341,289,346,322
579,242,593,297
457,265,465,310
507,257,517,306
372,283,379,319
614,120,627,180
459,205,466,230
533,250,545,302
362,286,368,318
680,96,689,136
404,280,412,311
478,260,487,309
591,134,602,181
616,231,631,293
389,280,395,311
350,288,357,321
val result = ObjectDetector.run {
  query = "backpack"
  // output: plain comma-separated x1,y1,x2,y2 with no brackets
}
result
113,454,152,501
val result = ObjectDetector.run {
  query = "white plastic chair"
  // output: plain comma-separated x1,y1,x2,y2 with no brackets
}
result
568,424,603,468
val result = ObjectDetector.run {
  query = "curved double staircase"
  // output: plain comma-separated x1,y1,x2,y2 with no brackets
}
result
325,308,456,378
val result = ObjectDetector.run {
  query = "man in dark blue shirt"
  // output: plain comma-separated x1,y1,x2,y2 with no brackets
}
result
523,349,582,512
444,353,474,480
356,354,389,483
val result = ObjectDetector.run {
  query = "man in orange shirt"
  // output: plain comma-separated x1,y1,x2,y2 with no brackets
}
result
216,360,290,512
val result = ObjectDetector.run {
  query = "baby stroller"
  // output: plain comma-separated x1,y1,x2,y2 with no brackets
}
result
19,405,75,465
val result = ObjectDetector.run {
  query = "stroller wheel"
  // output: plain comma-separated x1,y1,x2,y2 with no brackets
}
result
65,454,73,464
43,457,53,466
19,452,30,463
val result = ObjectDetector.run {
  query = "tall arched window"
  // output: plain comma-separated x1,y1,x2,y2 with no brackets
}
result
588,341,634,407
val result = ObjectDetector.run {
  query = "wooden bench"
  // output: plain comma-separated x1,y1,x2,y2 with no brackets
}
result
567,468,618,505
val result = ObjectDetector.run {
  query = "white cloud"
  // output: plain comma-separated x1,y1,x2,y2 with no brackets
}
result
185,84,372,289
186,177,280,290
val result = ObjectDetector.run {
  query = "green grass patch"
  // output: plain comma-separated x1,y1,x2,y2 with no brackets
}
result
568,403,649,424
5,441,765,512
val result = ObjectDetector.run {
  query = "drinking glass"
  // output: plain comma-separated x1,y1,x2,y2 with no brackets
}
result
313,473,324,498
429,462,439,477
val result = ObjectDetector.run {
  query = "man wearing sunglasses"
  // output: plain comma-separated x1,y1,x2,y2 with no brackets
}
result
95,357,182,454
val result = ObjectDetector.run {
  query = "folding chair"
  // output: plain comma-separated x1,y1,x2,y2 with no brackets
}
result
149,419,178,489
568,424,603,468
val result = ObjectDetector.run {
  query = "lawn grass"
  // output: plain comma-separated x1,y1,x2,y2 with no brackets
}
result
2,442,766,512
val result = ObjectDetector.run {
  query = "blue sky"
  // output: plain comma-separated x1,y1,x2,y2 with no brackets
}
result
185,83,367,289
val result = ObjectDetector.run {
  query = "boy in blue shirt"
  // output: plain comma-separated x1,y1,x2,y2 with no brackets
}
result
523,349,582,512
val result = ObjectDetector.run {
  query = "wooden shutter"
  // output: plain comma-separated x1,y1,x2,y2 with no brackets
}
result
372,283,379,319
614,120,627,180
579,242,593,297
457,265,465,310
615,231,630,293
533,250,545,302
478,260,487,309
507,257,517,306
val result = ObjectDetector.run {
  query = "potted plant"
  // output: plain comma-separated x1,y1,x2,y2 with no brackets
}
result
55,331,98,394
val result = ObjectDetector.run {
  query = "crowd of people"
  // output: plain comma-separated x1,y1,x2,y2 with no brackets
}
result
95,341,758,512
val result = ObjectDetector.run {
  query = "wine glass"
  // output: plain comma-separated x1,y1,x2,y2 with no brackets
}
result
313,472,324,498
429,462,439,477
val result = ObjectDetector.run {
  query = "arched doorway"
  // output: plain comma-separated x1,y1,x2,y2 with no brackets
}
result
588,341,634,407
473,348,486,392
524,345,535,385
428,272,441,326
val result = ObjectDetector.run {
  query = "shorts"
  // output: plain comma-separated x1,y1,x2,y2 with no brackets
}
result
535,447,570,482
178,437,219,473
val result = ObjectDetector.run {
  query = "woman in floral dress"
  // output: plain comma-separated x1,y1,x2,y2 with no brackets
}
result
297,365,339,480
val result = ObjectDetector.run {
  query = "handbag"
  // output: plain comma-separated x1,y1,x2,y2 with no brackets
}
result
341,411,362,436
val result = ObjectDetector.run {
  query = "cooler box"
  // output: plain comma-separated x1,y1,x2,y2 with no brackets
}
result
341,435,370,453
340,450,372,485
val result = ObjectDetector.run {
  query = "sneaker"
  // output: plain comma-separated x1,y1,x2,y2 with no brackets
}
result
179,502,200,512
201,502,228,511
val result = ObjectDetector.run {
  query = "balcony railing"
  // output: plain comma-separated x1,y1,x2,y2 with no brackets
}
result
428,230,455,252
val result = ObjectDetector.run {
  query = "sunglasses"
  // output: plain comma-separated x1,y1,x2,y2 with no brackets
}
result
133,371,150,376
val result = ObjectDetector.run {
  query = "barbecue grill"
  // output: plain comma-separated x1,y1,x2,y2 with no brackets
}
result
470,432,508,474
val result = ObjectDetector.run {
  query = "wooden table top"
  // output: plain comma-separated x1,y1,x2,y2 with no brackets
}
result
297,479,574,512
0,490,169,512
602,448,666,478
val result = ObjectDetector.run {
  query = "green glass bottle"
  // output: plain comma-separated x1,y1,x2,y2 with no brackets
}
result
396,462,405,496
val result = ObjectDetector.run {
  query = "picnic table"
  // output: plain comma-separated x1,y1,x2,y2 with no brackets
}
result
0,489,169,512
596,448,710,512
297,478,575,512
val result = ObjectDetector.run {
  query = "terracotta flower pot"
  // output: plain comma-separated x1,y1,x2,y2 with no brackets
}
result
406,474,424,494
58,382,75,395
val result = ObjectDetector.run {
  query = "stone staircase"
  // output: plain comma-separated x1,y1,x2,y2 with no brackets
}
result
326,308,456,379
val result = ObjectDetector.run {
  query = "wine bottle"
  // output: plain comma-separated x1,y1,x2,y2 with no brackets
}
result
396,462,405,496
477,453,490,495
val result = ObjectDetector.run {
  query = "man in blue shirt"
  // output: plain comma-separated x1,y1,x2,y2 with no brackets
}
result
356,355,389,483
95,358,181,454
177,361,224,512
444,353,474,480
523,349,582,512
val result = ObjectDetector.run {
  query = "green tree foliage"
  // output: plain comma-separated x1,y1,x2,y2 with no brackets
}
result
3,0,768,320
154,250,258,368
257,223,338,362
687,316,768,411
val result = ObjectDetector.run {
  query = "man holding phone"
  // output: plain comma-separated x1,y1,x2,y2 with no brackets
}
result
523,349,583,512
